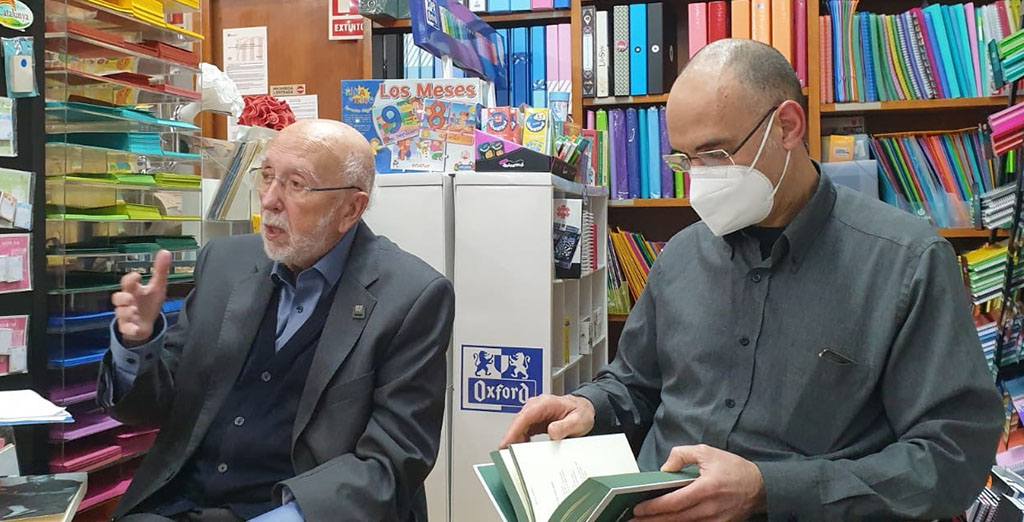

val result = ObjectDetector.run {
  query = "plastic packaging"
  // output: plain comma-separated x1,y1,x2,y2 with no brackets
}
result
1,37,37,98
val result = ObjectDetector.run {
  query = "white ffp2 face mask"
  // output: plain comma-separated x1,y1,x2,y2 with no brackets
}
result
688,111,792,236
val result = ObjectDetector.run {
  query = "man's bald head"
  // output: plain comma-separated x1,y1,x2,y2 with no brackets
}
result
267,119,375,196
674,39,804,114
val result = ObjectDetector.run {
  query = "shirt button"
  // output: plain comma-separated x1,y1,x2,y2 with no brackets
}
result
725,398,736,408
296,305,304,313
750,273,762,283
217,463,228,473
739,337,750,346
261,371,272,382
233,416,245,427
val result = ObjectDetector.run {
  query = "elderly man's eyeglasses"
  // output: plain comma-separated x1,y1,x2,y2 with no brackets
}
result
662,105,779,174
249,167,362,199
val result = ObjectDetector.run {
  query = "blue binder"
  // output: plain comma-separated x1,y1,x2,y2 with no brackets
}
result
921,9,951,99
511,27,530,107
940,5,968,98
629,3,647,96
647,107,661,198
490,0,510,12
554,0,568,8
510,0,529,11
496,29,510,106
625,108,640,199
530,26,547,108
860,13,877,102
638,108,649,198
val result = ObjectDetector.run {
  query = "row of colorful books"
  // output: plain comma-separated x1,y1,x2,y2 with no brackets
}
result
607,229,666,315
582,106,688,200
820,1,1021,104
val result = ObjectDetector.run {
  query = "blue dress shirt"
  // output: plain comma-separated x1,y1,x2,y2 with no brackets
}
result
107,228,357,520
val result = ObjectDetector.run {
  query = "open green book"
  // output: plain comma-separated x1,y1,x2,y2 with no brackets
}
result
475,434,698,522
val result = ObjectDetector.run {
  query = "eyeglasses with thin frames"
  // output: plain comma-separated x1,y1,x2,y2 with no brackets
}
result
249,167,363,200
662,105,780,174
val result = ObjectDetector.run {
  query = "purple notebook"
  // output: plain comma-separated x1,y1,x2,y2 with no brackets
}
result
610,109,629,199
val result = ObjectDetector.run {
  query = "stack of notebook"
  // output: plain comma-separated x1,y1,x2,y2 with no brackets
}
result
46,102,201,131
607,237,631,315
980,184,1020,229
154,172,201,189
52,133,165,156
975,312,1018,374
820,1,1019,104
870,128,993,228
963,242,1024,305
131,0,166,28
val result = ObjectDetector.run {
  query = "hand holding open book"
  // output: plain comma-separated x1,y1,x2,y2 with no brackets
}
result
476,434,699,522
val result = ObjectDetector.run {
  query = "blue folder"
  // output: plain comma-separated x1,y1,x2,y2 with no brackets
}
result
530,26,547,108
496,29,510,106
921,9,950,99
638,108,649,198
625,108,640,199
490,0,510,12
923,5,960,98
511,27,530,107
554,0,568,8
647,107,661,198
510,0,529,12
629,3,647,96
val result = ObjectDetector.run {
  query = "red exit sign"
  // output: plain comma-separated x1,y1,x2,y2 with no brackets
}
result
329,0,363,40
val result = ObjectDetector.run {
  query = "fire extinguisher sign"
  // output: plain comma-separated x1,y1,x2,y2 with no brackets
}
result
329,0,364,41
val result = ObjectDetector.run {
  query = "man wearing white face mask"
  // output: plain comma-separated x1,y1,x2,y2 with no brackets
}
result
500,39,1002,521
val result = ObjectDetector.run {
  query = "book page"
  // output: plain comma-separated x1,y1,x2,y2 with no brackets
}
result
510,434,639,522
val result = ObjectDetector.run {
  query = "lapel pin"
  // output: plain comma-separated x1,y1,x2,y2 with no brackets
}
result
352,304,365,320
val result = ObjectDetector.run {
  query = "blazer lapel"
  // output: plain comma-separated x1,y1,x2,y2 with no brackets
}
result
293,222,380,444
186,258,275,455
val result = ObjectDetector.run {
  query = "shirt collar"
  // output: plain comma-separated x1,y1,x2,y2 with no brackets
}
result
271,225,358,288
722,160,835,267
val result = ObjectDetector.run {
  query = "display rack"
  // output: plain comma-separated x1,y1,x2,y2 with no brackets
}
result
450,172,607,522
44,0,203,518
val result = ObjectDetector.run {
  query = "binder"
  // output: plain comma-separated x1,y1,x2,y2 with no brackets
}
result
638,108,649,198
923,4,961,98
625,108,640,198
511,0,530,11
511,27,530,107
530,26,547,108
752,0,771,45
531,0,552,11
596,10,610,97
470,0,486,12
688,3,708,59
613,5,630,96
372,35,384,79
795,0,807,87
433,56,443,79
610,109,628,199
547,25,559,97
659,107,673,198
647,107,661,199
732,0,751,40
583,6,597,97
404,34,418,79
771,0,792,64
966,3,982,97
558,23,572,94
554,0,568,9
490,0,510,12
596,110,609,187
629,3,648,96
496,29,511,105
708,1,728,43
647,2,666,95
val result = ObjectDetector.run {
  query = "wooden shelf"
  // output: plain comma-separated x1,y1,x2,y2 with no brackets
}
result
584,94,669,107
822,96,1009,113
609,198,690,208
372,9,570,29
938,228,1009,239
609,313,628,323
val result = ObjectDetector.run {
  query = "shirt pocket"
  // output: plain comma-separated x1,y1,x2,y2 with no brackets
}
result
779,346,878,456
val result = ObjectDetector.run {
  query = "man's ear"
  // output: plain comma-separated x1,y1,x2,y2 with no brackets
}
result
777,100,806,151
337,192,370,234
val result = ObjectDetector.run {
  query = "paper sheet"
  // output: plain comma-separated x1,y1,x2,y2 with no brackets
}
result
0,389,70,424
223,27,269,95
277,94,319,120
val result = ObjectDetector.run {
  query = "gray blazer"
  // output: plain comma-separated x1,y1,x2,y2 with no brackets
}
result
97,221,454,522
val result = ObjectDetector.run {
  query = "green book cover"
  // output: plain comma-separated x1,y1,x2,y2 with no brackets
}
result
851,10,866,101
476,463,519,522
549,470,699,522
869,14,890,101
490,450,534,522
673,171,684,199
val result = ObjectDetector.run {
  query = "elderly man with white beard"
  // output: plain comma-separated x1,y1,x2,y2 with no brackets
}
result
96,119,455,522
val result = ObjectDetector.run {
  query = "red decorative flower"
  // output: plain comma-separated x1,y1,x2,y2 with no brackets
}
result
237,95,297,131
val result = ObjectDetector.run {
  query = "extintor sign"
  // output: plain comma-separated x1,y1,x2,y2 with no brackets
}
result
329,0,364,40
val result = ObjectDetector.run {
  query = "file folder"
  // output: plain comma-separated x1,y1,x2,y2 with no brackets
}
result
547,25,559,96
490,0,510,12
639,108,650,198
647,2,666,94
626,108,640,198
530,26,547,107
629,3,648,96
496,29,510,105
648,107,662,198
583,6,597,97
597,9,610,97
531,0,552,10
659,107,673,198
511,0,529,11
511,27,530,107
610,109,628,199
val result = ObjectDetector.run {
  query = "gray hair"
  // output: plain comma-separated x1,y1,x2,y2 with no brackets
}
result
343,147,375,199
684,39,805,113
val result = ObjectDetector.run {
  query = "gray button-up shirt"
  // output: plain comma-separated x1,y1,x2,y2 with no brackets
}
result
574,171,1004,521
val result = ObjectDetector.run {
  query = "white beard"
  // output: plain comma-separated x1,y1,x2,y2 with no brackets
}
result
261,206,339,268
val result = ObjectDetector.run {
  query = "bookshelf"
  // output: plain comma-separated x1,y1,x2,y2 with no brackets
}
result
451,172,607,522
608,198,690,208
371,8,571,30
822,97,1011,113
44,0,203,517
584,94,670,107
